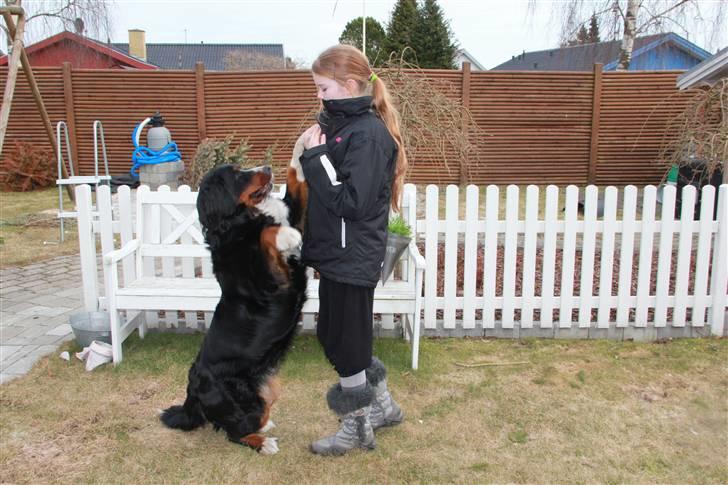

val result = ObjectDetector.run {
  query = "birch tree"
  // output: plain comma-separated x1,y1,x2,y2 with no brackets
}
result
530,0,726,70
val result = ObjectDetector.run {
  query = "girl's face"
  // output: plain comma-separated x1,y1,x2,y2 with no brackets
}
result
313,73,359,100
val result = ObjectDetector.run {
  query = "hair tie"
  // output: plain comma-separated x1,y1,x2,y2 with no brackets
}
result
368,72,378,83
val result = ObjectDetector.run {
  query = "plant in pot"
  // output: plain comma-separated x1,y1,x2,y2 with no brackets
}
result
381,215,412,284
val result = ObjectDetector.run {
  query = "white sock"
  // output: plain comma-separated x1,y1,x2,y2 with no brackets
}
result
340,370,366,391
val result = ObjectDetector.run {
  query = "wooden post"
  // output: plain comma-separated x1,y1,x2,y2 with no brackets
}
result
62,62,79,169
460,61,472,185
588,63,603,185
2,7,73,200
195,62,207,142
0,11,25,155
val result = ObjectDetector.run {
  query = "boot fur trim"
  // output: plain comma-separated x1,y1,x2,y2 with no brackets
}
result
365,357,387,386
326,382,375,416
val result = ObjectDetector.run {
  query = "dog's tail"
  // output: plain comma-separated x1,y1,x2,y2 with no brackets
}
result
160,401,206,431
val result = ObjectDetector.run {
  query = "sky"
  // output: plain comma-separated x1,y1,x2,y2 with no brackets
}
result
106,0,557,69
7,1,728,70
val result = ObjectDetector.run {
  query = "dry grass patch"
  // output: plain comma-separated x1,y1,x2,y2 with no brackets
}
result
0,335,726,484
0,188,79,268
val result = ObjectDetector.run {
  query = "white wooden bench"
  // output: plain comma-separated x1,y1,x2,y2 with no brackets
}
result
96,183,425,369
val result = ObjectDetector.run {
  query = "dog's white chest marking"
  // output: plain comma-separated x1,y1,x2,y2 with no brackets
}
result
256,197,290,226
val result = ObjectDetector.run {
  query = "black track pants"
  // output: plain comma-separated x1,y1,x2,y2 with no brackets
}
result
316,276,374,378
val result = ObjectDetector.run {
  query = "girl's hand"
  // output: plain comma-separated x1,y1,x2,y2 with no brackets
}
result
303,124,326,149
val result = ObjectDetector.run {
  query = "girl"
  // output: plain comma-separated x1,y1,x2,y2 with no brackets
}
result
298,44,408,456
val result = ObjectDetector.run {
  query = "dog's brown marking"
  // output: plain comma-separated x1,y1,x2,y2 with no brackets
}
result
239,171,271,206
260,226,288,280
286,166,308,232
259,374,282,430
239,433,266,451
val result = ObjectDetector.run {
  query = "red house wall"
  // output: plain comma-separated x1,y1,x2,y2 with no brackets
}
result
27,40,128,68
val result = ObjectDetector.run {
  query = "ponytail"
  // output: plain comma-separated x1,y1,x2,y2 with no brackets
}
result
371,76,408,213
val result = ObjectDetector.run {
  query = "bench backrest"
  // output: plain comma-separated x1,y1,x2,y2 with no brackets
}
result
133,183,418,282
135,185,210,280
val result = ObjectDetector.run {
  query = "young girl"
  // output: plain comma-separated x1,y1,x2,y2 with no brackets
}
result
298,44,408,456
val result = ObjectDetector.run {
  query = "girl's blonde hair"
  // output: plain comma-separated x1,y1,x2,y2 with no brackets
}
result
312,44,408,212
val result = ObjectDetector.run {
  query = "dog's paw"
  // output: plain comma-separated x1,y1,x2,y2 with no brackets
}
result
259,437,279,455
276,226,302,254
289,134,306,182
260,420,276,433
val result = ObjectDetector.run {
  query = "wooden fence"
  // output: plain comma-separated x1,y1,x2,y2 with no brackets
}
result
1,64,694,185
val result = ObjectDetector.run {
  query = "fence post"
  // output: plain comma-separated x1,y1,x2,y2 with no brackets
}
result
587,63,603,185
62,62,79,171
710,185,728,336
195,62,207,142
460,61,471,185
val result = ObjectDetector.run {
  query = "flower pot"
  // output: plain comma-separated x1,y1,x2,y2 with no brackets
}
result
381,232,411,284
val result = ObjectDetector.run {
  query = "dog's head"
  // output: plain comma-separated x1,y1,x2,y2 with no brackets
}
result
197,164,273,235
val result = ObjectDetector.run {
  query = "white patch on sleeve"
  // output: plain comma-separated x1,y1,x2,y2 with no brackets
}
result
319,154,341,186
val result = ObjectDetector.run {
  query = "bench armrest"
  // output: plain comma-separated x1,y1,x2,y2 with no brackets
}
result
408,240,426,270
104,239,140,266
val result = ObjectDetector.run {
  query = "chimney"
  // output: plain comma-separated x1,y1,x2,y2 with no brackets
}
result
128,29,147,61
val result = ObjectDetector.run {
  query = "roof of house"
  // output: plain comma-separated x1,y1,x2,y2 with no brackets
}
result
456,48,485,71
492,32,711,71
110,43,285,70
0,31,158,69
677,46,728,89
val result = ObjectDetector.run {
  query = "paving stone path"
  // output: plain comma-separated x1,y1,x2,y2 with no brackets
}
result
0,254,85,384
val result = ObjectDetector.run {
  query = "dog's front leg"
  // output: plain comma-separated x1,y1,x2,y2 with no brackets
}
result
284,133,308,232
260,226,302,281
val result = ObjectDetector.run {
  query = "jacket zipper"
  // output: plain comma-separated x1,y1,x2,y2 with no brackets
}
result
341,218,346,248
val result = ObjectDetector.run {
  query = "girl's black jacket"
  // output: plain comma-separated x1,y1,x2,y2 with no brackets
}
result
299,96,397,288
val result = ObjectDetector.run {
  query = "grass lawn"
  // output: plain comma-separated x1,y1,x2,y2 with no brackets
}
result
0,187,79,268
1,334,726,484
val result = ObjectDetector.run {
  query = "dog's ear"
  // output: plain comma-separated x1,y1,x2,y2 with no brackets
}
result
197,167,238,235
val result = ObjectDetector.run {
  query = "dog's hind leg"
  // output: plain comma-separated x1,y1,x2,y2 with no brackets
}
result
258,374,282,433
204,380,280,455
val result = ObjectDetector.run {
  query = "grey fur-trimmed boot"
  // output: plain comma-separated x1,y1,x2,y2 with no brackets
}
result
310,383,376,455
366,357,404,430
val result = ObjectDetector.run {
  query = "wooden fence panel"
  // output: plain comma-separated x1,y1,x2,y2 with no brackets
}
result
0,66,696,186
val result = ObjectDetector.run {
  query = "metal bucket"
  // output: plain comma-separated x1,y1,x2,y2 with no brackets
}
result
69,311,111,348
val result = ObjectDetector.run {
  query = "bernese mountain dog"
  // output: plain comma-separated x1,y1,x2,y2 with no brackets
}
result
160,163,308,455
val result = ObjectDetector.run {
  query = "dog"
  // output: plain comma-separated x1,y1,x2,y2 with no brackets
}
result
284,132,308,233
160,164,307,455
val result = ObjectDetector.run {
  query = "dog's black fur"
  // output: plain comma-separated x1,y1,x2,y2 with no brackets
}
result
160,164,307,454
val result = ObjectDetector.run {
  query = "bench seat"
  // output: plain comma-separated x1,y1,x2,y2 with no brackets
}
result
116,277,419,315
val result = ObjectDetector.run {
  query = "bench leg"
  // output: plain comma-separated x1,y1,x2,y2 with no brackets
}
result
138,311,147,339
109,306,123,364
411,270,424,370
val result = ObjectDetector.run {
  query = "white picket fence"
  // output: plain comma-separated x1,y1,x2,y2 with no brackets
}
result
76,182,728,339
415,183,727,338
